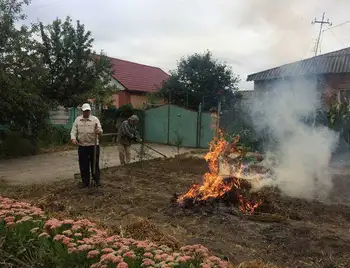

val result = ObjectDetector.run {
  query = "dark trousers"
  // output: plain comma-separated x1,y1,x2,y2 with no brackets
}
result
78,145,100,186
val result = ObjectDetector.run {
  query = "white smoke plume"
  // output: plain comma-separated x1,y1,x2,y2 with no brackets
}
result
238,0,320,64
250,78,339,200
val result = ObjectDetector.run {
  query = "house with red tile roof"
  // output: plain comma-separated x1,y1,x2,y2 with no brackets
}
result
106,56,169,108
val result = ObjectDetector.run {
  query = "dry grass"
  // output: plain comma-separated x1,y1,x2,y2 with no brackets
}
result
234,261,279,268
123,217,180,249
0,155,349,267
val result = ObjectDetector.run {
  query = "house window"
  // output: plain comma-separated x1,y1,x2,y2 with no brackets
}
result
338,89,350,103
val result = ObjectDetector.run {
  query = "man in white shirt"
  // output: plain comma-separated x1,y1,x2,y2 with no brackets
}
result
70,103,103,188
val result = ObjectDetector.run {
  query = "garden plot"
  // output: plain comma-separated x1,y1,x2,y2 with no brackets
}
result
1,154,350,267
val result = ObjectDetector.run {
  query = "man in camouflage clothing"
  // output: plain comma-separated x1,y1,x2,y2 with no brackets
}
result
117,115,142,164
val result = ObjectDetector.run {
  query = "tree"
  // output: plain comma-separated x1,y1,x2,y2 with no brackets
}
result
0,0,49,134
160,50,240,109
38,16,117,108
0,0,116,137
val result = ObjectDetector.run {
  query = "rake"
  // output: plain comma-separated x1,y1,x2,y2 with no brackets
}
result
136,141,168,158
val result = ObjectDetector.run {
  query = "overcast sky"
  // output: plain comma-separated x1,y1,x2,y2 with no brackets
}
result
23,0,350,90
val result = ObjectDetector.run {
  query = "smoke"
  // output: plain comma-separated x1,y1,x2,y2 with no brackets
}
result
238,0,320,64
250,78,339,200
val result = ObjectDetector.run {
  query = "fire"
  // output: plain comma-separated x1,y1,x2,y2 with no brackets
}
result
178,130,262,214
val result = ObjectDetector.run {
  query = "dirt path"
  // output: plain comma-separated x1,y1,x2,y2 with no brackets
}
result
0,144,193,185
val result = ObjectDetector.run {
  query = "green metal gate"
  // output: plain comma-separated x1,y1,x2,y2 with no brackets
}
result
144,104,214,148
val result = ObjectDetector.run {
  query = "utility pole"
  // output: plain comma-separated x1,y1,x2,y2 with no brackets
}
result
312,12,332,56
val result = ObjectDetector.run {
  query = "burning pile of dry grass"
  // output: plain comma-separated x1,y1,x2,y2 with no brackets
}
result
175,133,268,214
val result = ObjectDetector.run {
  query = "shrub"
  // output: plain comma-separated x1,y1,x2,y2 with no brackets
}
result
101,105,145,140
118,104,135,118
101,105,136,135
0,131,37,158
0,125,71,158
133,144,153,162
36,124,70,147
0,196,229,268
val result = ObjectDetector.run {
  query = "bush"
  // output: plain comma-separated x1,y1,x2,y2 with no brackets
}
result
0,131,37,158
0,196,229,268
101,108,118,134
235,127,263,152
118,104,135,118
101,105,145,139
220,108,263,152
101,105,136,135
36,124,70,147
0,125,71,158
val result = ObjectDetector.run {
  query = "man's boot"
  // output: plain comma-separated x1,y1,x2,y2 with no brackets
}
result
78,182,89,189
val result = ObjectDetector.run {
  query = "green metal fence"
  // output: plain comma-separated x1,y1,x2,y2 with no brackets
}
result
47,104,215,148
168,105,197,147
199,111,215,148
144,104,214,148
144,105,168,144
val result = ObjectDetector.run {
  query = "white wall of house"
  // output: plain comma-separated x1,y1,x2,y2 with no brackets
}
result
88,60,125,91
108,77,125,90
49,106,70,124
109,77,125,107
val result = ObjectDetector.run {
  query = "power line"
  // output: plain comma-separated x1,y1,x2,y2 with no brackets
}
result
312,12,332,56
320,21,349,50
328,28,346,46
326,20,350,31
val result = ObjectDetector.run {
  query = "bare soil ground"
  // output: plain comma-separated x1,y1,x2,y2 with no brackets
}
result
0,143,192,184
0,155,349,268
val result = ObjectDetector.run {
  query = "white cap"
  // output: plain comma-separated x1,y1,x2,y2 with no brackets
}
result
81,103,91,111
129,115,139,121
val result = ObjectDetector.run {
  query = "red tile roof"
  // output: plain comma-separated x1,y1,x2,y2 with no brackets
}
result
106,56,169,93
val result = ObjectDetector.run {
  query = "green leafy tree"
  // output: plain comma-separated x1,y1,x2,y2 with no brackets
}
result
160,50,240,109
0,0,49,134
38,16,117,108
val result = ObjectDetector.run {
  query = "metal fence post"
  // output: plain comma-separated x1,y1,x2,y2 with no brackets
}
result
196,103,202,147
167,91,171,144
216,102,221,139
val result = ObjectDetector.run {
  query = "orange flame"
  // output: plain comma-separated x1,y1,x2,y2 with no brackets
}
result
178,130,262,214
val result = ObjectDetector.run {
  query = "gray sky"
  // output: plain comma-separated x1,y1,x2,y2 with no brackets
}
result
23,0,350,90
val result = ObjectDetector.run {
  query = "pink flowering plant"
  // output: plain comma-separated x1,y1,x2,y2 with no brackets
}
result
0,196,228,267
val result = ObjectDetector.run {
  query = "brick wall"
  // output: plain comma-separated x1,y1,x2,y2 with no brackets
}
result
325,74,350,89
112,91,131,107
322,74,350,107
252,74,350,109
112,91,165,108
253,74,350,95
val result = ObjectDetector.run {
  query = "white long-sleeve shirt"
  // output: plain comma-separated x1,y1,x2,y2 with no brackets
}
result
70,115,103,146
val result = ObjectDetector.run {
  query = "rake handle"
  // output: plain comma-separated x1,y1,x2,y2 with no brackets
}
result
137,141,167,158
93,124,98,176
